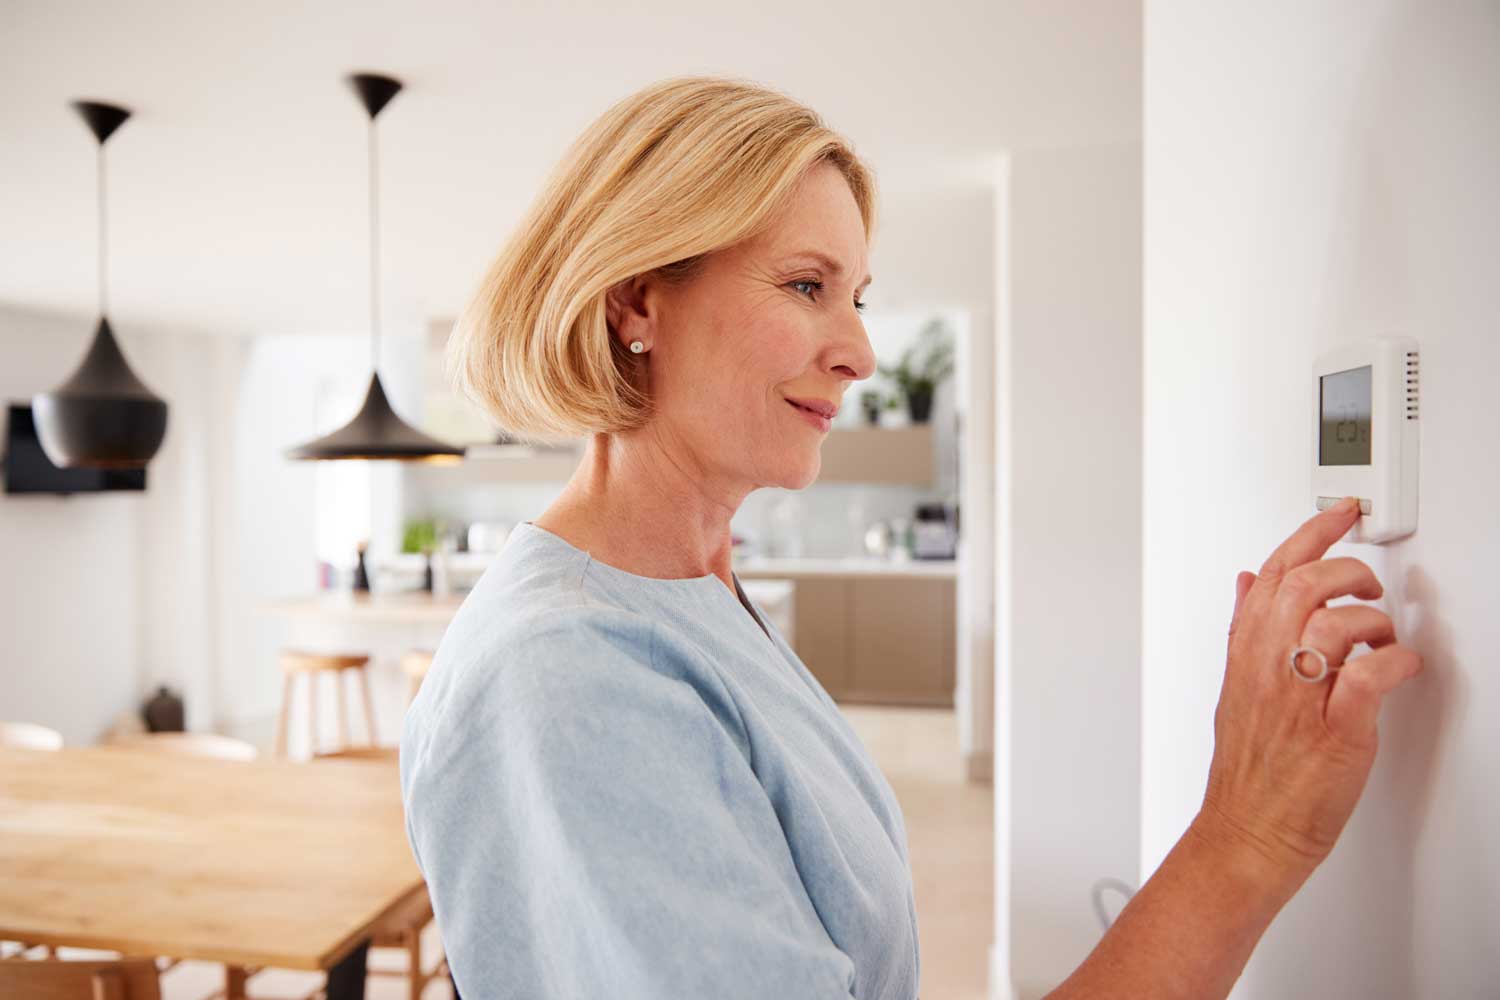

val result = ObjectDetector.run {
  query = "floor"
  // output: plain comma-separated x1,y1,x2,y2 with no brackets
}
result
843,704,995,1000
45,705,994,1000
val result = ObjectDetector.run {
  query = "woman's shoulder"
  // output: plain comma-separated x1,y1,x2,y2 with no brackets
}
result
399,599,660,775
433,585,660,707
443,525,657,663
401,527,751,770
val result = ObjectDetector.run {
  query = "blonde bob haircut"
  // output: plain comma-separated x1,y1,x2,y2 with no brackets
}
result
446,75,878,443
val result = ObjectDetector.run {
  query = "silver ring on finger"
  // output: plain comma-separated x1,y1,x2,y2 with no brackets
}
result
1289,645,1339,683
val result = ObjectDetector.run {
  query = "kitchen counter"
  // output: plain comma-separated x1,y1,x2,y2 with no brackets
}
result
258,591,468,625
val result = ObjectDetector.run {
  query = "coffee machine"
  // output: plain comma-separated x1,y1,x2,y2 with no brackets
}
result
911,502,958,559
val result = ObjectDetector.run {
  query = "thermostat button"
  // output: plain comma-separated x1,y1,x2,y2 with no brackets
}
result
1315,496,1373,514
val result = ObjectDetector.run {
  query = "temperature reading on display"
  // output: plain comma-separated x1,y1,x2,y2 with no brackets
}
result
1319,365,1372,466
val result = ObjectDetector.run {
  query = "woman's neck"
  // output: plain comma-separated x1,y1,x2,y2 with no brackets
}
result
532,431,746,591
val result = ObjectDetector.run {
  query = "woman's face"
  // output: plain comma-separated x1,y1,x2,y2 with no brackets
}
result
613,162,877,494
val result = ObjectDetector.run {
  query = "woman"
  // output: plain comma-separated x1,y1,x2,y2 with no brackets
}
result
399,76,1423,999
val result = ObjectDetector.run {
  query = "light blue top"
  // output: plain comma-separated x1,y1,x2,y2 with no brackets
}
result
400,520,921,999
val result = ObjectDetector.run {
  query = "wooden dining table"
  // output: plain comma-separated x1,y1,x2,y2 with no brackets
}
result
0,744,426,999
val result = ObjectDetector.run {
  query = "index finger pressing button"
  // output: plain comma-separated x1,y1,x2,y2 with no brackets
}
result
1316,496,1372,515
1260,500,1362,580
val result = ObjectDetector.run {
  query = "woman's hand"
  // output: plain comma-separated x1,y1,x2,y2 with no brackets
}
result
1193,496,1425,894
1048,497,1425,1000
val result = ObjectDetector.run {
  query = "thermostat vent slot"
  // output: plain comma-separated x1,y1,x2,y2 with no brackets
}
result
1405,352,1420,420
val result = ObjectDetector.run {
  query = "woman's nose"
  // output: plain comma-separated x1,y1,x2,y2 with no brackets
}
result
831,309,878,382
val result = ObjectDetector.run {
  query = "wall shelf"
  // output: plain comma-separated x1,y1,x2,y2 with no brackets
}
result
816,424,936,485
412,443,583,484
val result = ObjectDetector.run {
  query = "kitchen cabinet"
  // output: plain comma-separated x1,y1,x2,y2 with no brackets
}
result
784,577,851,694
815,425,936,485
738,566,957,707
845,577,955,705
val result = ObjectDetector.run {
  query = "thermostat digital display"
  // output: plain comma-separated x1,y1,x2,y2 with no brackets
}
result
1311,338,1419,544
1319,365,1372,466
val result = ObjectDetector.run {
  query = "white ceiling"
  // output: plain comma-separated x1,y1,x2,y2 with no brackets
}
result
1,0,1140,337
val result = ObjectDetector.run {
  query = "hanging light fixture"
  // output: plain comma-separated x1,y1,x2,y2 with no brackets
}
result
287,72,464,463
32,101,168,470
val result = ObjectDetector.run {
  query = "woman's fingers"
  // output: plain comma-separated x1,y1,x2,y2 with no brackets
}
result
1255,498,1362,585
1270,557,1384,637
1324,644,1425,749
1200,503,1421,889
1298,603,1398,668
1229,571,1257,637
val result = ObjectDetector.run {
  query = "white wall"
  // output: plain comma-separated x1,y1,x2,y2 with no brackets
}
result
995,140,1143,999
1142,3,1500,997
0,304,435,745
0,306,217,742
129,327,238,733
0,308,143,743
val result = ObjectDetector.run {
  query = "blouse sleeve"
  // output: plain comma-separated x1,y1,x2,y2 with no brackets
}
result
400,608,858,999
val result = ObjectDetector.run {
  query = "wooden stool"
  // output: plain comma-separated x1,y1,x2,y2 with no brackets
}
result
274,651,376,758
400,649,435,706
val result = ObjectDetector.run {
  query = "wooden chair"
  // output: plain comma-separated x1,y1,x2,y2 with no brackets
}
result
0,955,161,1000
313,748,448,1000
0,721,65,751
275,652,376,759
114,732,258,762
399,649,435,706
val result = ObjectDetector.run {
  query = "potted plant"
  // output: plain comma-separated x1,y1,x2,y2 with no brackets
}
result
859,390,884,426
877,316,956,424
402,518,440,592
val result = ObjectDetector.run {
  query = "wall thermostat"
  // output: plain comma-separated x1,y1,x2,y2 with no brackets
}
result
1311,337,1419,544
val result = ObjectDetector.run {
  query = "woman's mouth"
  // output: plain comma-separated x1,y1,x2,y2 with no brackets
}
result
786,398,832,432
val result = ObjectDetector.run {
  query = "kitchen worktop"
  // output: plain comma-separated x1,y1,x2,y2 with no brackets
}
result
258,590,469,624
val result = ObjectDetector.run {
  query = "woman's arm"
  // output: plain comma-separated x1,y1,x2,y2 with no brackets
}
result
1047,498,1423,998
1047,814,1294,998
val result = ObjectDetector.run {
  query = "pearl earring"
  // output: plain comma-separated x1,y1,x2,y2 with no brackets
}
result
629,340,646,354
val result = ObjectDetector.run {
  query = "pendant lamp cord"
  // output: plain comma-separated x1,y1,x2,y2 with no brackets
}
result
97,143,108,318
368,117,380,374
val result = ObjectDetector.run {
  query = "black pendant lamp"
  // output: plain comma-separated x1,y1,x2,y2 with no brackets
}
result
32,101,168,470
286,73,464,463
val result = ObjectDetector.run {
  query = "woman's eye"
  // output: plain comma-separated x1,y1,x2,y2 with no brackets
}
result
791,279,865,313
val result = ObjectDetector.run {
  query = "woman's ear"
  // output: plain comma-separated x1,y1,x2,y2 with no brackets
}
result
605,274,656,350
